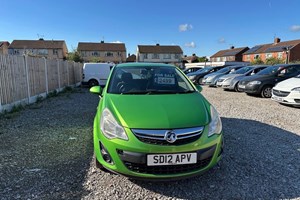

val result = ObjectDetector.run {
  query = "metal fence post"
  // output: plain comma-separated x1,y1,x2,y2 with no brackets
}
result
24,55,31,103
73,61,76,85
43,57,49,94
0,55,2,113
57,59,61,89
67,61,70,86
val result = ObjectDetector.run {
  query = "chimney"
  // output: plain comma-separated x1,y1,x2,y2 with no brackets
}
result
230,46,234,49
156,43,159,46
274,38,281,44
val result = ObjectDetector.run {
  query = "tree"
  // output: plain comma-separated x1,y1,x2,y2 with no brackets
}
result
197,56,209,62
67,50,83,63
251,57,264,65
265,57,284,65
90,57,103,63
192,56,209,63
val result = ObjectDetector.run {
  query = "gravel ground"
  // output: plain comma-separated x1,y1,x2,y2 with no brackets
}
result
0,87,299,199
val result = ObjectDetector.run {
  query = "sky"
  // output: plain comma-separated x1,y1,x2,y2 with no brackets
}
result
1,0,300,57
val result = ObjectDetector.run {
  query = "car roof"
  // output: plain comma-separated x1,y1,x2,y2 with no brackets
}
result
273,64,300,67
115,62,175,68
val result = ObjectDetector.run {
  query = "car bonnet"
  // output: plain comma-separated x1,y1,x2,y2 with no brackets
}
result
103,93,210,129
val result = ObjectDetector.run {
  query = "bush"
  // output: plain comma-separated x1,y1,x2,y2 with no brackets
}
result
251,57,264,65
265,57,284,65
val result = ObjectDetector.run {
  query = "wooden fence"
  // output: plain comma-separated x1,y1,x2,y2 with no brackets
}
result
0,54,83,113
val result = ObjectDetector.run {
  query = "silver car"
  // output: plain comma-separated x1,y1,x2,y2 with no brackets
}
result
217,65,268,91
202,65,244,87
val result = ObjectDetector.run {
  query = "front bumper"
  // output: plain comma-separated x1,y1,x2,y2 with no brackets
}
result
238,82,262,94
272,90,300,107
93,117,223,179
221,80,235,90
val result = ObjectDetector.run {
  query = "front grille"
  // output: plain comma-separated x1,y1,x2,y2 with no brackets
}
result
295,99,300,103
272,89,290,97
131,127,204,146
123,157,212,175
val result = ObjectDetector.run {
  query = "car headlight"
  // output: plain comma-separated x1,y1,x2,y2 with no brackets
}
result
208,105,222,137
248,80,261,85
225,77,233,82
188,75,195,80
100,108,128,140
291,87,300,92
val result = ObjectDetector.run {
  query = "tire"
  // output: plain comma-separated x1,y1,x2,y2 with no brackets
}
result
88,79,99,88
234,82,241,92
261,86,272,98
197,78,203,85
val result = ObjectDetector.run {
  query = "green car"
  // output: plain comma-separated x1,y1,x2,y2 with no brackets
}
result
90,63,223,180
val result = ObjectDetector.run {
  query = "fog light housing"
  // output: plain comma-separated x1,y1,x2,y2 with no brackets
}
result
100,142,114,164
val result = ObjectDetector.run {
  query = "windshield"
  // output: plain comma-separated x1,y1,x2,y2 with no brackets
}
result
216,67,230,74
256,66,281,75
231,66,253,74
199,67,213,73
107,66,196,94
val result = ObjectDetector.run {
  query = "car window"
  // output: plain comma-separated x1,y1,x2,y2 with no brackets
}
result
216,67,230,73
256,66,281,75
231,66,253,74
278,66,298,77
199,67,212,73
252,67,265,75
108,66,195,94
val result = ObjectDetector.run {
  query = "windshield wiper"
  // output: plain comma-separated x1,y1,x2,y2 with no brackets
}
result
146,90,178,94
121,90,149,94
178,90,196,94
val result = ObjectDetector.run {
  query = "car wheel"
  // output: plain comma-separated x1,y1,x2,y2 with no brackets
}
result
197,78,203,85
261,86,272,98
234,83,241,92
88,79,99,87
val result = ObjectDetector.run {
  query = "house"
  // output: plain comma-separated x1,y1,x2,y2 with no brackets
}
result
126,54,136,62
0,41,10,55
210,46,249,62
77,41,126,63
136,44,183,65
182,54,199,63
243,38,300,63
8,39,68,59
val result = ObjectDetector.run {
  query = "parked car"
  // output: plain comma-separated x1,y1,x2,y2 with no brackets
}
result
186,66,226,85
202,65,244,87
216,65,268,91
238,64,300,98
89,63,223,180
271,74,300,107
82,63,115,87
182,67,203,74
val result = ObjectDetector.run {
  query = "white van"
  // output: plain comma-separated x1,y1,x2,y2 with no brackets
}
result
82,63,115,87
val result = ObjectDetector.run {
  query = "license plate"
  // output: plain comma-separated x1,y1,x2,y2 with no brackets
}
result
239,85,245,89
273,96,283,102
147,153,197,166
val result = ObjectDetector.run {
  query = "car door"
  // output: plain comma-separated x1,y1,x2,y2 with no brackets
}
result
276,66,299,83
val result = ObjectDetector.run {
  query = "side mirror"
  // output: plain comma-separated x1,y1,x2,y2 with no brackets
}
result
195,85,203,92
90,86,103,96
